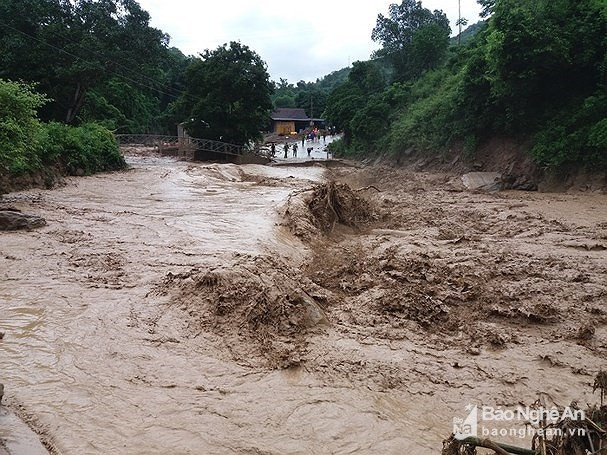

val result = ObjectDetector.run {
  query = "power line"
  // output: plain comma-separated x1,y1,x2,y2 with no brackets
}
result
23,16,188,98
0,19,195,102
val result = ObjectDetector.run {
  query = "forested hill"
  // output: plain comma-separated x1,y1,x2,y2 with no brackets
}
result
449,21,486,45
323,0,607,173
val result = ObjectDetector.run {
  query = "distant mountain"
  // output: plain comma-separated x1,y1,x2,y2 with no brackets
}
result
314,67,351,93
451,21,487,45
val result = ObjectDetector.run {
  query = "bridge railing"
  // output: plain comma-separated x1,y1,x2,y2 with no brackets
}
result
115,134,244,156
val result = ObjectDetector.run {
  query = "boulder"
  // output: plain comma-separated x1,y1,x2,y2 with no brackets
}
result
0,210,46,231
461,172,503,192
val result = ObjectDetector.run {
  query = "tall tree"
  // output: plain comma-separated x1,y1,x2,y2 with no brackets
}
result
371,0,450,80
0,0,169,124
179,42,273,145
324,61,386,142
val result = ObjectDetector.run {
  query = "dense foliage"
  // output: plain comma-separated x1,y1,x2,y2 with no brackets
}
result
371,0,451,81
0,0,186,132
0,79,125,177
171,42,273,146
0,80,48,174
0,0,283,182
325,0,607,170
270,67,351,118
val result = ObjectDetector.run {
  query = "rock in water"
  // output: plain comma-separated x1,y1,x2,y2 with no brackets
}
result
0,211,46,231
461,172,503,192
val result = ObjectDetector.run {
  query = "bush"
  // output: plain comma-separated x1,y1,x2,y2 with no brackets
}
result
1,79,126,178
0,79,47,174
531,92,607,168
41,122,126,174
389,68,464,153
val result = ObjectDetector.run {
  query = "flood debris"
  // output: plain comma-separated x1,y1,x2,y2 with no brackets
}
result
443,436,535,455
283,181,375,239
159,255,330,368
3,157,607,453
594,370,607,406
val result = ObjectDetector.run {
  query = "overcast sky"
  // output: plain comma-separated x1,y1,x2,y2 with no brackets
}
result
138,0,482,83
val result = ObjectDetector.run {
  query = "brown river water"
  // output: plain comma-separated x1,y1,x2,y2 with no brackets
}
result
1,155,606,454
0,157,438,454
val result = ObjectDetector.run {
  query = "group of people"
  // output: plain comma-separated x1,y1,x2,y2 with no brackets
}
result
269,128,334,159
305,128,328,144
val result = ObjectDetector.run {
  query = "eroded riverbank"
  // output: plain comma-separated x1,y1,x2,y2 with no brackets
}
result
1,155,606,454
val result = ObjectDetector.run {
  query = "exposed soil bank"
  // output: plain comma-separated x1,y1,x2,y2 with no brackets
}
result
374,137,607,193
1,153,606,453
0,168,64,196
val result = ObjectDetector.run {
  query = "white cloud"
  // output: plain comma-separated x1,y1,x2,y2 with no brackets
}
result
138,0,482,82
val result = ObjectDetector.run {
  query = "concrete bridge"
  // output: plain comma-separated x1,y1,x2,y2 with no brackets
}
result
115,134,270,164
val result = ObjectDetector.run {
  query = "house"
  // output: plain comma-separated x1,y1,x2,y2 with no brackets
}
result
270,108,325,135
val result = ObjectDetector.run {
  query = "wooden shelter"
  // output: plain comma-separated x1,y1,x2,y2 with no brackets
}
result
270,108,324,134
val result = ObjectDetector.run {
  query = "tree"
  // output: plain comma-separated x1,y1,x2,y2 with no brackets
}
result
324,61,387,142
478,0,496,18
371,0,450,80
294,87,327,118
0,0,170,124
456,18,469,44
274,95,296,108
482,0,607,130
180,42,273,145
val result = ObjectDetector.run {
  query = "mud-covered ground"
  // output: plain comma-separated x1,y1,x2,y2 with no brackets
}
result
1,152,606,454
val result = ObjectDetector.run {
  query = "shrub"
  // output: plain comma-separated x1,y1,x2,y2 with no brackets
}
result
0,79,48,174
1,79,126,178
531,92,607,168
389,69,465,154
41,122,126,175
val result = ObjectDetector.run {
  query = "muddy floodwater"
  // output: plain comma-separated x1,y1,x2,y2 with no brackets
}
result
1,154,606,454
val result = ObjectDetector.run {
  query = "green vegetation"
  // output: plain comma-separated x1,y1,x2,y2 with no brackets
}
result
371,0,451,81
0,0,277,150
0,0,185,133
171,42,273,146
0,80,48,174
0,79,125,178
270,67,351,118
2,0,604,178
325,0,607,170
0,0,278,185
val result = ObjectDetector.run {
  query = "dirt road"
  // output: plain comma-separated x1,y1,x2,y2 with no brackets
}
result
0,154,606,453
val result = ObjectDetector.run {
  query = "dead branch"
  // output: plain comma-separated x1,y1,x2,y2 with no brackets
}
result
354,185,382,192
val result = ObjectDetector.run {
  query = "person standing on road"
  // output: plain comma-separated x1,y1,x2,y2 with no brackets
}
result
301,135,305,147
283,142,289,159
270,142,276,157
292,143,298,158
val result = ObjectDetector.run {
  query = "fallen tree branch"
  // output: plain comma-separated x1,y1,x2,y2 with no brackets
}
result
461,437,538,455
354,185,381,193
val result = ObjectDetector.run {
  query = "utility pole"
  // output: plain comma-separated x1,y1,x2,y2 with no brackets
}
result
458,0,462,45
